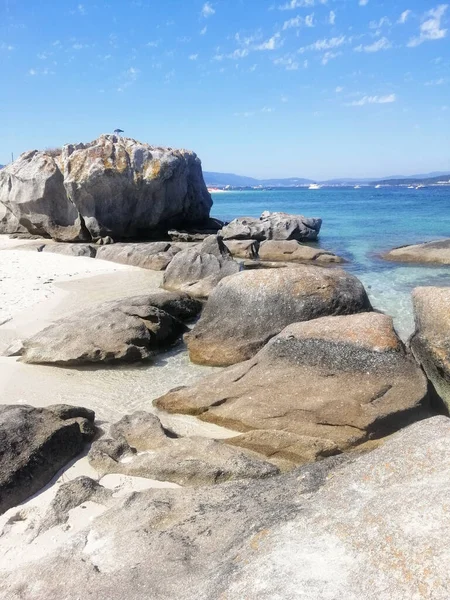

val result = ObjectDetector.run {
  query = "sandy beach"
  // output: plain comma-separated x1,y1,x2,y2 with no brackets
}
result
0,235,236,564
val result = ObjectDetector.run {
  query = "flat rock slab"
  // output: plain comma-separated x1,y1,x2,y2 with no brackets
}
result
20,294,193,365
0,404,95,514
186,265,372,366
158,313,430,456
383,239,450,264
410,286,450,410
95,242,181,271
89,411,279,486
2,417,450,599
258,239,343,264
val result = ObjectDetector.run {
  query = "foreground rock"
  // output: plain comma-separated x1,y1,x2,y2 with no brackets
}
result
158,312,430,457
21,293,198,365
0,404,95,514
162,235,240,298
89,411,278,486
220,211,322,242
258,240,343,264
2,418,450,599
186,266,372,366
383,238,450,264
0,135,212,241
0,202,26,234
410,286,450,410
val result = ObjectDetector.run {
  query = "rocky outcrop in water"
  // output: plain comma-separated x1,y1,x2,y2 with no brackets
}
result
157,312,430,456
410,286,450,410
383,239,450,265
185,265,372,366
220,211,322,242
2,417,450,599
21,293,200,365
0,135,212,242
0,404,95,514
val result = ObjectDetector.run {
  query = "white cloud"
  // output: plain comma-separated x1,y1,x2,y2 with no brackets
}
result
299,35,347,53
283,16,302,30
201,2,215,18
255,33,282,51
398,10,412,24
28,68,37,76
200,26,208,35
0,43,14,51
146,40,159,47
335,86,344,92
321,51,342,64
359,0,369,5
279,0,315,10
234,107,275,117
78,4,86,15
347,94,396,106
273,55,300,69
329,10,336,25
369,17,391,29
408,4,448,47
118,67,140,92
305,14,315,27
189,54,199,60
425,77,445,85
354,37,392,52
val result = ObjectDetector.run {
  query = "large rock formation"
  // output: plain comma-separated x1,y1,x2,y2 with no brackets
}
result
157,313,430,457
185,265,372,366
220,211,322,242
89,411,279,486
21,293,198,365
383,239,450,265
410,286,450,410
0,404,95,514
0,135,212,242
2,417,450,599
162,235,240,299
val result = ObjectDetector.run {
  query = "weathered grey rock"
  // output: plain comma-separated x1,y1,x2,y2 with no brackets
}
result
89,411,279,486
224,239,260,259
168,218,225,242
95,242,181,270
0,404,95,514
258,239,343,264
383,238,450,265
185,265,372,366
41,243,96,258
21,295,188,365
162,235,240,299
220,211,322,242
3,418,450,599
158,312,430,455
0,150,87,241
410,286,450,410
0,202,27,234
0,135,212,242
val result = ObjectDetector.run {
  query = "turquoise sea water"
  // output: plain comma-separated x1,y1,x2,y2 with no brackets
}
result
210,187,450,340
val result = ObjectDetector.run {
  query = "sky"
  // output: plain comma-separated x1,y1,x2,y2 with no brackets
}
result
0,0,449,179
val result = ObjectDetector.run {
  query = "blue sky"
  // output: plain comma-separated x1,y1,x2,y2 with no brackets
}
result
0,0,449,179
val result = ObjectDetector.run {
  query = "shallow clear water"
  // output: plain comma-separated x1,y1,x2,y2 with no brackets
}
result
211,187,450,339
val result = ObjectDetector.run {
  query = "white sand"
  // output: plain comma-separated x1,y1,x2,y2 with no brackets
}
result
0,237,238,567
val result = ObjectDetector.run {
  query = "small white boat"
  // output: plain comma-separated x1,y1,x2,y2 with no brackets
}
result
375,184,382,189
416,184,425,189
408,186,415,189
308,183,322,190
354,185,361,189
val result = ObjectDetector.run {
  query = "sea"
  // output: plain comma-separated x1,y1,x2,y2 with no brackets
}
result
210,187,450,340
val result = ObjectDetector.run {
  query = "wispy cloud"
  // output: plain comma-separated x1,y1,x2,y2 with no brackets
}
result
369,17,391,30
255,33,283,50
200,26,208,35
299,35,348,53
425,77,445,85
322,51,342,65
408,4,448,47
347,94,396,106
78,4,86,15
234,107,275,117
335,86,344,93
279,0,315,10
329,10,336,25
273,55,300,70
359,0,369,6
117,66,140,92
398,10,412,24
189,53,199,60
0,42,14,51
354,37,392,52
201,2,215,18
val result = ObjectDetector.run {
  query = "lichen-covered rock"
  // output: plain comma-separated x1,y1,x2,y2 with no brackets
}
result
162,235,240,299
383,239,450,265
21,295,189,366
185,265,372,366
258,240,343,264
157,312,430,456
410,286,450,410
0,135,212,242
0,404,95,514
220,211,322,242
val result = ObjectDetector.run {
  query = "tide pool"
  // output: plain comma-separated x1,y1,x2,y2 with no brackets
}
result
211,187,450,340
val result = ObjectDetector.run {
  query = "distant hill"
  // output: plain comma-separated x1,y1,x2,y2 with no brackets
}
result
204,170,450,187
372,174,450,186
